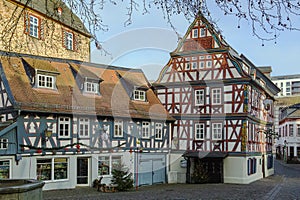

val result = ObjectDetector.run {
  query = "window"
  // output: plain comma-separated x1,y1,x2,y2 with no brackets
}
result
195,123,205,140
0,138,8,149
58,117,70,138
212,123,222,140
37,74,55,89
192,62,197,69
247,158,257,175
289,124,294,137
211,88,222,105
29,15,39,38
63,30,74,50
85,82,99,94
0,160,10,178
199,61,205,68
192,29,198,38
98,156,109,175
98,156,122,176
267,155,273,169
114,120,123,137
142,122,150,138
297,124,300,137
79,118,89,138
195,89,205,106
37,158,68,181
134,90,146,101
200,28,206,37
155,123,163,140
199,55,212,68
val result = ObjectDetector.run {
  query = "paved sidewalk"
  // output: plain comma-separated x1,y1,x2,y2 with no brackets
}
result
43,177,282,200
43,160,300,200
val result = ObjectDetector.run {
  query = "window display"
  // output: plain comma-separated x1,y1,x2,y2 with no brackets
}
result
37,158,68,181
0,160,9,179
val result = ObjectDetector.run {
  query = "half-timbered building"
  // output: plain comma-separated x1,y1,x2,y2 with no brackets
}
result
277,103,300,162
0,52,174,190
153,13,280,184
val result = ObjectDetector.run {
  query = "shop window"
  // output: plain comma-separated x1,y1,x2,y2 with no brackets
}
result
98,156,122,176
0,160,10,178
37,158,68,181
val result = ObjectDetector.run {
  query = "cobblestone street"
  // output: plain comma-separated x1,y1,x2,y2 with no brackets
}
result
43,160,300,200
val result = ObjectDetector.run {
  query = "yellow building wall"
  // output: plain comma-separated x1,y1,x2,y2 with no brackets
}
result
0,0,90,61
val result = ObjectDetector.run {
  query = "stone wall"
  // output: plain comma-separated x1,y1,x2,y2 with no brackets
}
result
0,0,90,61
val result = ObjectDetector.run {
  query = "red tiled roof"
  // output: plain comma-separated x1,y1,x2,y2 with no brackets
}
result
1,56,174,121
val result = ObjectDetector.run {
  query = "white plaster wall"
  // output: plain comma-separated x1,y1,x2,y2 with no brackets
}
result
168,153,186,183
224,156,263,184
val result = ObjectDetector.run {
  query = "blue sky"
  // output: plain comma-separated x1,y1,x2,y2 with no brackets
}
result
91,2,300,81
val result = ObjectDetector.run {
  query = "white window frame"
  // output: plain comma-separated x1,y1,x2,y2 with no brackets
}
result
200,28,206,37
195,123,205,140
114,120,123,137
84,81,99,94
297,124,300,137
192,28,198,38
142,121,150,138
192,62,197,69
212,88,222,105
78,118,89,138
155,123,163,140
29,15,39,38
289,124,294,137
212,123,222,140
37,74,55,89
66,31,74,50
98,155,122,176
0,138,8,149
195,89,205,106
58,117,70,138
134,90,146,101
36,158,69,181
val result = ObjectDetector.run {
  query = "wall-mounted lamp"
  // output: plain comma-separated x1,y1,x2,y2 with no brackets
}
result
42,129,52,143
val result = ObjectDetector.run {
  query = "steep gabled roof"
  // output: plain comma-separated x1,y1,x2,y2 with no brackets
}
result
12,0,90,36
0,53,174,121
155,12,280,97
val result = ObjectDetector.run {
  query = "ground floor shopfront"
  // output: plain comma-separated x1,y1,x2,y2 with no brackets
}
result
167,152,275,184
0,152,168,190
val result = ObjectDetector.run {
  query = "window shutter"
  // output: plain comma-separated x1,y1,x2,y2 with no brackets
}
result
24,11,29,34
62,29,67,48
74,34,79,52
39,18,45,40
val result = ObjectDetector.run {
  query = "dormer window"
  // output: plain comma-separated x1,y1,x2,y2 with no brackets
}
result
22,58,60,90
37,73,55,89
134,89,146,101
84,81,99,94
